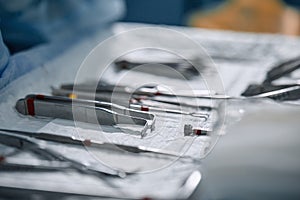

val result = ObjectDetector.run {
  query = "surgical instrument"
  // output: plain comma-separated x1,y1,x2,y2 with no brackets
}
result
115,60,199,80
184,124,211,136
130,83,300,101
242,56,300,100
54,82,240,109
0,160,74,172
56,82,216,99
27,94,155,130
15,94,154,138
52,85,216,110
0,170,202,200
52,87,212,119
114,50,200,80
177,170,202,199
263,56,300,84
141,85,300,101
55,81,300,110
249,85,300,101
134,96,216,110
0,128,197,160
242,83,297,97
0,130,125,178
129,104,209,120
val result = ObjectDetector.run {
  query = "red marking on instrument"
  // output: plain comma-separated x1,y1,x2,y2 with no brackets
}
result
194,129,208,136
83,139,92,146
142,198,152,200
155,91,161,96
36,94,45,100
26,98,35,116
194,129,202,135
0,156,5,163
141,106,149,112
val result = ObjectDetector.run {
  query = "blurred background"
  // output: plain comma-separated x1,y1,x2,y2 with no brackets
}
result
1,0,299,55
121,0,300,35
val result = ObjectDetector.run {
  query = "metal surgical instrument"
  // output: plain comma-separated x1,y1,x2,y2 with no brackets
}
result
184,124,211,136
129,104,209,120
242,56,300,100
52,84,216,110
52,88,212,118
263,56,300,84
114,58,200,80
55,82,216,99
177,170,202,199
0,128,196,161
0,169,202,199
71,83,300,101
137,86,300,102
0,130,125,178
28,94,155,130
15,94,155,138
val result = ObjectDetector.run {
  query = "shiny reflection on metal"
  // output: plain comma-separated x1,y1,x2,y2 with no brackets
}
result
0,130,125,178
15,94,154,138
129,104,209,121
178,170,202,199
0,128,197,161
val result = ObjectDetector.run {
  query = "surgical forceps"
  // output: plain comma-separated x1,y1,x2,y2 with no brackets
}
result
0,130,125,178
15,94,155,138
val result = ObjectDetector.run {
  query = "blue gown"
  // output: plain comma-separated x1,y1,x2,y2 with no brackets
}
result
0,0,125,89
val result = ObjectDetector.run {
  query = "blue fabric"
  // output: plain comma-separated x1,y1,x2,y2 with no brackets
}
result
0,31,9,76
0,0,125,90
